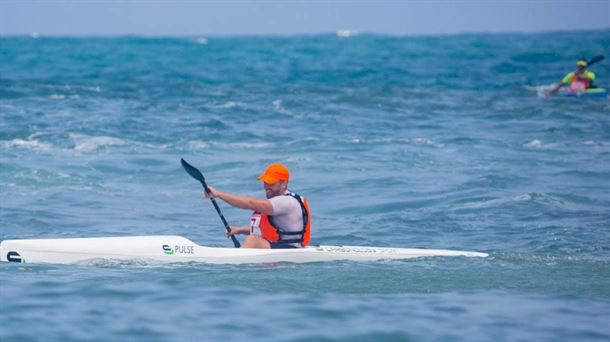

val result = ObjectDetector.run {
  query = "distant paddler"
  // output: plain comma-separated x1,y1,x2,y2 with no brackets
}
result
546,56,604,96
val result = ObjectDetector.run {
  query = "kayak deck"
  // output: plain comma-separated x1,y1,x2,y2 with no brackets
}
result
0,235,488,265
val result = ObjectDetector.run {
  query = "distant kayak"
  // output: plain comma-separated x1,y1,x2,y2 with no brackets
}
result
0,235,488,265
560,88,608,98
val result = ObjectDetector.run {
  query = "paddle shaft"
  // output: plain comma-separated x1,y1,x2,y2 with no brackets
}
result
201,182,240,248
181,158,240,248
205,186,240,248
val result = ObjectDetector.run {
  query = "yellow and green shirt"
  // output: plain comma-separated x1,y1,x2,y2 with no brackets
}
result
561,71,596,85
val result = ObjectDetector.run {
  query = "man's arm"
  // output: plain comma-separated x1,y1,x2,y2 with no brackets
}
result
205,186,274,215
547,72,572,96
227,226,250,236
546,82,564,96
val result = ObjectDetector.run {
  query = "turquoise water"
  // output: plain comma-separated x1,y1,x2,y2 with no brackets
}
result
1,31,609,341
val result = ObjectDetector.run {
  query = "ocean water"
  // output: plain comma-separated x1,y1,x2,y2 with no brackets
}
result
1,30,609,341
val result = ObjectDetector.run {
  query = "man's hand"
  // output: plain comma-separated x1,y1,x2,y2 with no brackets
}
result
226,226,250,237
203,185,220,199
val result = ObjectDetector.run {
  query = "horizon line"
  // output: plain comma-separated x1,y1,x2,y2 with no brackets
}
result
2,27,609,39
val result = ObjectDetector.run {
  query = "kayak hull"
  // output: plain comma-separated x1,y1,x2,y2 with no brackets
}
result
561,88,607,98
0,235,488,265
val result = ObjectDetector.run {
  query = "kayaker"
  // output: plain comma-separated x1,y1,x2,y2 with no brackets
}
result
204,163,311,249
547,58,597,96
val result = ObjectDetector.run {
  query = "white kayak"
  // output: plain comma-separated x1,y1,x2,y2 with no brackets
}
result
0,235,488,265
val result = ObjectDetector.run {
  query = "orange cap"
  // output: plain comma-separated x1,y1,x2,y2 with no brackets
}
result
257,163,290,184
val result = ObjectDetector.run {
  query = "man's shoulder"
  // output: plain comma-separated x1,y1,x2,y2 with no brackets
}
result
270,194,300,214
271,194,300,206
562,72,575,83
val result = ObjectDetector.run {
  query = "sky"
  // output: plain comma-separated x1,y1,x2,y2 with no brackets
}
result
0,0,609,37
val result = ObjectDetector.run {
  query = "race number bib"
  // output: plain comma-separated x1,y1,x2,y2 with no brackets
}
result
250,213,262,236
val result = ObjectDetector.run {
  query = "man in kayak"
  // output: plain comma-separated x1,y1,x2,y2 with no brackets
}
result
546,58,597,96
204,163,311,249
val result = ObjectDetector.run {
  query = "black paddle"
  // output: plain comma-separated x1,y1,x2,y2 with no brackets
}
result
181,158,240,248
587,55,604,67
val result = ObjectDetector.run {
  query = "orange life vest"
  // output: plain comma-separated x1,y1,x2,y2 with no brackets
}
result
568,73,591,93
249,192,311,246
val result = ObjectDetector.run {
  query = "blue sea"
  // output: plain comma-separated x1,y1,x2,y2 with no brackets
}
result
1,30,609,341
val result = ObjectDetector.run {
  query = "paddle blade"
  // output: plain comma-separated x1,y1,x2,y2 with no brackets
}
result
180,158,206,185
587,55,604,66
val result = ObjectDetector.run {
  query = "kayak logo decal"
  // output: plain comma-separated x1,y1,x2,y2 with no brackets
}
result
162,244,174,255
323,246,377,253
174,245,195,254
162,244,195,255
7,251,24,263
316,246,397,254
